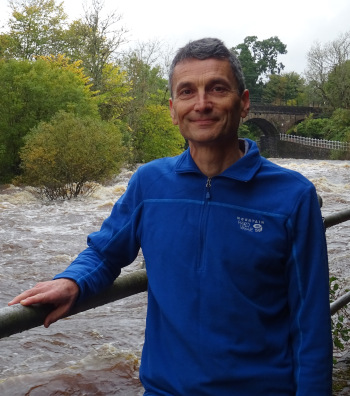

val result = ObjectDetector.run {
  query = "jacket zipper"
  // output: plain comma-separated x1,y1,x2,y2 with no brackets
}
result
206,177,212,199
198,177,212,271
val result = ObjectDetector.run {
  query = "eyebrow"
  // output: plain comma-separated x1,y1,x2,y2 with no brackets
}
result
208,78,232,86
175,81,194,92
175,77,234,92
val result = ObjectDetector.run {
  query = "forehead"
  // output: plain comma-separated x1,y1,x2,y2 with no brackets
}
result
172,58,236,89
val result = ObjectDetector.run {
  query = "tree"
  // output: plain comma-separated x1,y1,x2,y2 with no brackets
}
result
119,41,171,162
325,60,350,109
289,109,350,142
232,36,287,101
64,0,128,92
305,31,350,108
0,56,99,182
290,116,330,139
6,0,68,59
96,62,133,122
1,0,128,95
132,104,185,163
262,72,306,105
0,32,14,59
18,111,125,199
324,108,350,142
120,40,170,110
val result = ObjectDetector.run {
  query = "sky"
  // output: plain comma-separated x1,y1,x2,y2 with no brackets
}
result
0,0,349,75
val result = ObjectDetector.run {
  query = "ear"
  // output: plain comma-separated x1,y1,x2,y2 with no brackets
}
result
169,98,178,125
240,90,250,119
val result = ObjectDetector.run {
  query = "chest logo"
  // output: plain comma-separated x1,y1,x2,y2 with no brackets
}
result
237,217,264,233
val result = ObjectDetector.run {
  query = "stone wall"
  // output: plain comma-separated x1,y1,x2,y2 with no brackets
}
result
259,137,333,159
276,140,332,160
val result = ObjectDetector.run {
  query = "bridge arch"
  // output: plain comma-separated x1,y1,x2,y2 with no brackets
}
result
243,118,279,138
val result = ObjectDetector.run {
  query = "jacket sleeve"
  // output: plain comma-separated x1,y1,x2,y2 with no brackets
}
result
54,171,143,302
286,184,333,395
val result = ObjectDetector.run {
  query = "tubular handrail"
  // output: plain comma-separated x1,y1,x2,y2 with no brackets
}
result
0,269,148,339
324,209,350,228
0,208,349,339
331,291,350,316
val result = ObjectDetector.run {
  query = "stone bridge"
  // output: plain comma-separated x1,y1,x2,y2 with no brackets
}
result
243,103,329,158
244,103,323,135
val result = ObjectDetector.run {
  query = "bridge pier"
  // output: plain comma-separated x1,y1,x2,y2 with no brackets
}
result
259,135,279,157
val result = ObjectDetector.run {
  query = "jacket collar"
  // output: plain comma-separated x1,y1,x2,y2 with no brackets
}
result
175,139,262,182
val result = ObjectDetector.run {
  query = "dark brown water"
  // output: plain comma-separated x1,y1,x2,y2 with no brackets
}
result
0,159,349,395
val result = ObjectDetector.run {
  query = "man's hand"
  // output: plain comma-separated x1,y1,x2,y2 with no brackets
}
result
8,278,79,328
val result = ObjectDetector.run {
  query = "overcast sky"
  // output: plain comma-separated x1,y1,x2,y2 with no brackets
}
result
1,0,349,75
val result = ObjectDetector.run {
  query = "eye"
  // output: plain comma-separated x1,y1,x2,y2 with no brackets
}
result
177,87,195,99
179,88,192,96
211,85,227,93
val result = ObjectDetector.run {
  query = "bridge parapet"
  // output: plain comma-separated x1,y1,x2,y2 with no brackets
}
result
250,103,324,116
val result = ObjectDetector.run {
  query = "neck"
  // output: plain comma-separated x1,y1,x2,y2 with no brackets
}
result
189,139,244,177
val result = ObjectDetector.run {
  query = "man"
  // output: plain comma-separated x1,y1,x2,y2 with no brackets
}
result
9,38,332,395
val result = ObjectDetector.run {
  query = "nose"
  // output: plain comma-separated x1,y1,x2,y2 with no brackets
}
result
193,92,213,112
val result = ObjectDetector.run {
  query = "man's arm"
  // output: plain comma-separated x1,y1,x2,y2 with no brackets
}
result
8,278,79,328
287,185,333,395
8,170,144,327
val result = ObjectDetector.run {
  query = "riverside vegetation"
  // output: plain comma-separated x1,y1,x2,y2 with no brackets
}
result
0,0,350,193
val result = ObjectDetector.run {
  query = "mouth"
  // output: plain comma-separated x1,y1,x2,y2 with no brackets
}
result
191,118,217,126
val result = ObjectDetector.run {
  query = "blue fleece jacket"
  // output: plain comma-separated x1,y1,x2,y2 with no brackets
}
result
55,139,332,395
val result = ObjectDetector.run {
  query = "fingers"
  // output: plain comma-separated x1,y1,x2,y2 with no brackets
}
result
9,279,79,306
8,278,80,328
8,288,39,306
8,281,56,306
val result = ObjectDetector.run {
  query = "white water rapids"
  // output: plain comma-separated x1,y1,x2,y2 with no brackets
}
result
0,158,349,395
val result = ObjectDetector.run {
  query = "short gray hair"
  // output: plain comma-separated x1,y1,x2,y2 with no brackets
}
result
169,37,245,97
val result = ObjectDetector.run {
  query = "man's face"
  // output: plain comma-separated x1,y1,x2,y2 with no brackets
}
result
169,58,250,147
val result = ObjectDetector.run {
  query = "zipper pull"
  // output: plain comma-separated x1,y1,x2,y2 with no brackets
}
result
206,177,212,199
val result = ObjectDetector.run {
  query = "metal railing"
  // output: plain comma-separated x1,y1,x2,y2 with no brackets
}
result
1,209,350,339
280,134,350,151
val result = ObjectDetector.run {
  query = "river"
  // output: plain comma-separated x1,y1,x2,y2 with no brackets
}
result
0,158,349,395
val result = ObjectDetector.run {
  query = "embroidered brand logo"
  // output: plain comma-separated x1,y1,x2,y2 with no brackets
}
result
237,216,264,233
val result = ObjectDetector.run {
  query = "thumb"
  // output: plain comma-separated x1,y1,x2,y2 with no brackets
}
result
44,302,74,328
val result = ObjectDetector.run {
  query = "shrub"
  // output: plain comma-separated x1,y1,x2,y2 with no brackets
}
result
18,111,125,199
132,104,185,163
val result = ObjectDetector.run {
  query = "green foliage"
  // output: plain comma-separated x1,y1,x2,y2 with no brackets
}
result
63,0,127,93
290,109,350,142
121,52,169,121
18,111,125,199
329,277,350,354
290,116,330,139
2,0,128,116
262,72,307,105
0,56,98,182
119,48,171,161
131,104,185,163
0,32,15,59
305,31,350,109
6,0,68,59
97,63,133,121
326,109,350,141
238,123,262,142
232,36,287,102
325,60,350,109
